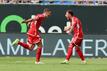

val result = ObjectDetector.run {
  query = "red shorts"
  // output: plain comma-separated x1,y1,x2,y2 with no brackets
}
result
71,37,83,47
27,34,41,44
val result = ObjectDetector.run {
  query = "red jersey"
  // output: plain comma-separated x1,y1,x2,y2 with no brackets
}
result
27,14,45,36
70,16,83,38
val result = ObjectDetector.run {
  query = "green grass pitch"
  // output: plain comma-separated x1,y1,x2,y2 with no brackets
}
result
0,57,107,71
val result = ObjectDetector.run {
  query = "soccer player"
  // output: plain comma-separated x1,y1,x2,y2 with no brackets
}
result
12,8,51,64
61,10,86,64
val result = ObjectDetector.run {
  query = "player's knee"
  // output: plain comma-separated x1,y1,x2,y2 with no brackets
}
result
76,47,80,52
29,47,33,51
37,42,42,48
29,44,34,51
38,45,42,48
68,43,74,48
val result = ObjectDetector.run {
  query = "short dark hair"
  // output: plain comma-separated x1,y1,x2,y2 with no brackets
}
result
66,10,74,16
44,8,51,12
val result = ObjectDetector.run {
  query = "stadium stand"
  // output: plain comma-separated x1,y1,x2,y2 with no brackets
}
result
0,0,107,5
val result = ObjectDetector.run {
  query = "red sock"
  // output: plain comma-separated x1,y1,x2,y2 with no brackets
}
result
76,47,85,61
18,41,30,50
66,44,74,61
36,47,42,62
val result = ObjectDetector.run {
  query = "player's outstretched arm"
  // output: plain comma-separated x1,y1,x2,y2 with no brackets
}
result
64,22,75,33
22,18,33,24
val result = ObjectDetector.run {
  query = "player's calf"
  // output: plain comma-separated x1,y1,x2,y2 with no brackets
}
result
36,42,43,63
76,47,85,61
12,39,34,51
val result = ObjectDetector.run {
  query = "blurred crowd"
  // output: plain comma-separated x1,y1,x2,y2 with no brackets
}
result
0,0,107,5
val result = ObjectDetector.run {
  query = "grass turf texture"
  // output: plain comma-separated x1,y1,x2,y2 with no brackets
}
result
0,57,107,71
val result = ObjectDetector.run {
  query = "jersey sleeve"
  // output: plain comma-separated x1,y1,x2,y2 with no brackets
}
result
71,18,77,28
31,15,39,20
32,14,45,20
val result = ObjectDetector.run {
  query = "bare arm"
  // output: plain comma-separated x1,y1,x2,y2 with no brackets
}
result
64,18,76,33
69,25,74,33
22,18,34,23
64,26,71,32
69,19,76,33
22,15,39,24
